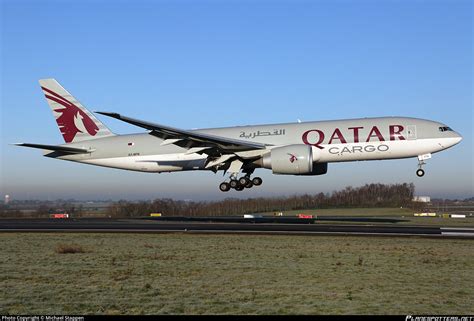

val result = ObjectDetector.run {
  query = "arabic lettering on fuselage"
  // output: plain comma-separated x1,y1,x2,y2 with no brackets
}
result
239,129,286,139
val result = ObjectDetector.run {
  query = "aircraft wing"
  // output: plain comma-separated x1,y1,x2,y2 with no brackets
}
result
96,112,269,154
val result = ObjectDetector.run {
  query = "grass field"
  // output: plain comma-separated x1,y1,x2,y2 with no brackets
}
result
279,207,415,217
1,233,473,315
273,207,474,227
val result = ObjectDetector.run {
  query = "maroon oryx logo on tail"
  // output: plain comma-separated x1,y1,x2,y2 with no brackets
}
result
287,153,298,163
42,87,99,143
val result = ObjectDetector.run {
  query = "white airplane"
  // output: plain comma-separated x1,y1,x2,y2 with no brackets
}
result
16,79,463,192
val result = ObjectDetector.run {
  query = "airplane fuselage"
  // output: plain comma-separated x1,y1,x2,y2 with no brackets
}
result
49,116,462,173
18,79,463,192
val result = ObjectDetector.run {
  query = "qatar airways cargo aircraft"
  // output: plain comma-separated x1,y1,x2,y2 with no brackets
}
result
16,79,463,192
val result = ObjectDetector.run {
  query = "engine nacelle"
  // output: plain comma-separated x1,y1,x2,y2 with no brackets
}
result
300,162,328,176
261,144,327,175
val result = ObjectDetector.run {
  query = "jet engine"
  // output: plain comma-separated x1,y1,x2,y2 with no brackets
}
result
257,144,328,175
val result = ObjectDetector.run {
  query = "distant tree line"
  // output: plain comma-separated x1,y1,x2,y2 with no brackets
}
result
0,202,84,218
106,183,415,218
35,203,84,217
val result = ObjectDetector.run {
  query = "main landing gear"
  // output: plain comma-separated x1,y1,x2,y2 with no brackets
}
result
416,153,431,177
219,159,263,192
219,175,263,192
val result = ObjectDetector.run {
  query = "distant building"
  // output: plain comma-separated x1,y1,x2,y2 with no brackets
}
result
4,194,10,205
413,196,431,203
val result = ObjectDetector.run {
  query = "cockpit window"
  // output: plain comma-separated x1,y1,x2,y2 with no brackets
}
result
439,126,453,132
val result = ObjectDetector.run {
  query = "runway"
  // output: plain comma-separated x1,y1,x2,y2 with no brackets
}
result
1,218,474,238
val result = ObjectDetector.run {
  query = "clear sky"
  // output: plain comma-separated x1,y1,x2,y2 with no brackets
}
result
1,0,472,201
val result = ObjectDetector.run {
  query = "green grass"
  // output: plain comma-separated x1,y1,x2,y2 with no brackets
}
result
1,233,473,315
397,217,474,226
271,207,474,227
277,207,414,217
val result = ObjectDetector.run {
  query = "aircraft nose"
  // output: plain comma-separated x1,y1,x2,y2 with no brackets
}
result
439,131,463,149
448,132,463,147
454,133,463,144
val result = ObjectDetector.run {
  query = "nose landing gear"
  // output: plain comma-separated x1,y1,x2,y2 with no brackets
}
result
416,153,431,177
416,168,425,177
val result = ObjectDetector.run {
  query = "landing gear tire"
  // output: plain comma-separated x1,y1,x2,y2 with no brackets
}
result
235,185,244,191
252,177,263,186
416,169,425,177
219,182,231,192
229,179,239,189
245,181,253,188
239,177,250,186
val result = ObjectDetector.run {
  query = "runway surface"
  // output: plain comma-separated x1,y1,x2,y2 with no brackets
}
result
1,218,474,238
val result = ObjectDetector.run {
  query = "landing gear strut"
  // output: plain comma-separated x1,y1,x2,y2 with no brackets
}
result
416,154,431,177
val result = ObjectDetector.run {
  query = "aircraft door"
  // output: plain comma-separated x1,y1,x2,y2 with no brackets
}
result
406,125,417,140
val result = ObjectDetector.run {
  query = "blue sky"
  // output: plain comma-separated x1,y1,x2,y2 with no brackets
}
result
1,0,472,200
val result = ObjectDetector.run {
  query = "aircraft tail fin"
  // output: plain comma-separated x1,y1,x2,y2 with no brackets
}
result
39,79,115,143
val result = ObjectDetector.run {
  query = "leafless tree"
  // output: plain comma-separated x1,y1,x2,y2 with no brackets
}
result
107,183,415,217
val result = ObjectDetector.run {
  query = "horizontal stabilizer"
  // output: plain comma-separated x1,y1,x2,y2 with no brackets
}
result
14,143,92,154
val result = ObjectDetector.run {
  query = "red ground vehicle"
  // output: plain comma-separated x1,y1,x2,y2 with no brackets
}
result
50,213,69,219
